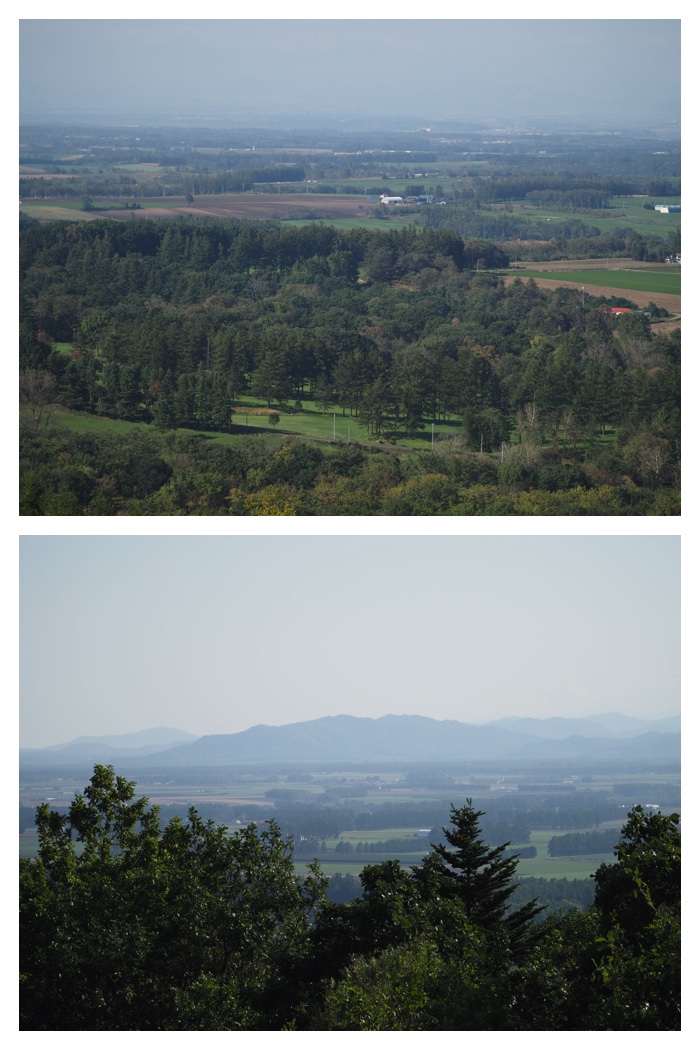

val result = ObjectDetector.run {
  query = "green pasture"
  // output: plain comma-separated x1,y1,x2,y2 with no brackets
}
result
581,213,680,237
494,196,680,239
20,196,195,216
514,268,680,297
515,856,611,880
21,199,86,212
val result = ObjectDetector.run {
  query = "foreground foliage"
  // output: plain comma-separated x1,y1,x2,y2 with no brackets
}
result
20,424,679,517
19,767,680,1030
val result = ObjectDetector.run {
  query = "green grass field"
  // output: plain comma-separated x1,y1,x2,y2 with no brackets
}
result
37,396,619,461
514,856,610,880
233,395,462,449
47,407,288,450
39,403,454,453
513,268,680,296
20,196,194,216
21,199,86,211
490,195,680,239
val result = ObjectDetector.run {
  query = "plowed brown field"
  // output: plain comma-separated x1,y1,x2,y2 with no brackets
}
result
103,193,375,221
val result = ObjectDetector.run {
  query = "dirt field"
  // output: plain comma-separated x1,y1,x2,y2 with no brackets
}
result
103,194,376,221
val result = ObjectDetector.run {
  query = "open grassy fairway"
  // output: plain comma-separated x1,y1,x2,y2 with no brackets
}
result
38,400,618,463
47,407,287,451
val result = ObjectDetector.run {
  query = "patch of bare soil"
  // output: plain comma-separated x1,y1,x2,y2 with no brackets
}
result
105,194,374,221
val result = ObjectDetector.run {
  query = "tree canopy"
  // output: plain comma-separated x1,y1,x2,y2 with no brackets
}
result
19,767,680,1030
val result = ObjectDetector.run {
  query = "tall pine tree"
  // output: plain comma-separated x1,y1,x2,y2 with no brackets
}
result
414,800,544,955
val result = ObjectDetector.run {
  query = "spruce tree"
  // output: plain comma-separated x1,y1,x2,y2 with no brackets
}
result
414,800,544,954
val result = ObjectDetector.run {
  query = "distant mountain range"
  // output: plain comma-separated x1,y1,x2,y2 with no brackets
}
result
19,727,199,765
20,713,680,768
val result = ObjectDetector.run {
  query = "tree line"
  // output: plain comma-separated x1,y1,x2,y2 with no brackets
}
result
20,765,680,1030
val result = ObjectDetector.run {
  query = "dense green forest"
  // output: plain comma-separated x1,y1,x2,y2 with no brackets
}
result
20,216,680,515
20,766,680,1030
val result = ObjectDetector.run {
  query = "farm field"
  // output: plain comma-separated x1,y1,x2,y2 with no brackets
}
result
21,193,386,222
20,761,678,883
488,195,680,238
506,267,680,297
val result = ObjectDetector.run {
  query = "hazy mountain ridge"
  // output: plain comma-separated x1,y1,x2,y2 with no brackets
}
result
20,727,199,765
20,714,680,767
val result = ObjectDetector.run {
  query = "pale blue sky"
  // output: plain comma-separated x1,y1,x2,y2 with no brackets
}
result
20,536,679,748
19,18,680,126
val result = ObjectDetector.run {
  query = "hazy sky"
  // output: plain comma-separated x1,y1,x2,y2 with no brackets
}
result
19,536,679,748
19,17,680,126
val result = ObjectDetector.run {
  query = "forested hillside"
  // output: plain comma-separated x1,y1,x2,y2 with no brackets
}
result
20,766,680,1030
20,217,680,514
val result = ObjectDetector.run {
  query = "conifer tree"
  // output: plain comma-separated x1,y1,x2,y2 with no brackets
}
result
414,800,544,954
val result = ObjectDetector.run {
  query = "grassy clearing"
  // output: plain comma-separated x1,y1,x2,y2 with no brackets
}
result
46,407,287,451
233,394,460,449
36,400,618,461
